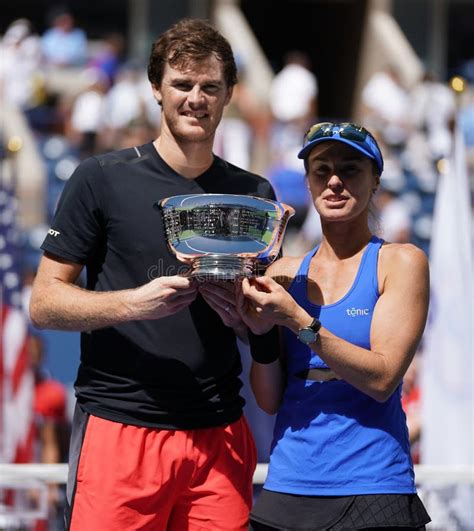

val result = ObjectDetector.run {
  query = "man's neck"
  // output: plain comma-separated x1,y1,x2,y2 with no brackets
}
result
153,134,214,180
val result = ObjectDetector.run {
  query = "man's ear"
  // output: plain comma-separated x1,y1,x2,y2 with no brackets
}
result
151,84,162,106
224,86,234,106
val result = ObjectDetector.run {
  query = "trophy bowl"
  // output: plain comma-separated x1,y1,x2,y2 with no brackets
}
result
158,194,295,280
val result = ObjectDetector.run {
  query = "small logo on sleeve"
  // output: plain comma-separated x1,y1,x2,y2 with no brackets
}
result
346,307,370,317
48,228,60,237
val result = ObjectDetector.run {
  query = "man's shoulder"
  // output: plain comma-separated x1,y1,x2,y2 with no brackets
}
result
213,156,274,197
93,144,151,168
68,144,154,192
215,156,265,181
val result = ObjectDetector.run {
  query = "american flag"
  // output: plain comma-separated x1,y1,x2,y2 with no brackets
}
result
0,182,34,465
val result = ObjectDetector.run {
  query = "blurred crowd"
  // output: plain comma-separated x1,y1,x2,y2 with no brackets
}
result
1,6,473,528
1,9,473,256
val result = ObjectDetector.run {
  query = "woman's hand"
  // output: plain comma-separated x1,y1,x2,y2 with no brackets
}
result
236,276,308,335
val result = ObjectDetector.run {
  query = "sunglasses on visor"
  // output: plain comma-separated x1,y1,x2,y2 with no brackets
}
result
300,122,384,174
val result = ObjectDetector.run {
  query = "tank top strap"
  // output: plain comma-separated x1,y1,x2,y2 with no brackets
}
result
363,235,384,291
289,244,320,299
289,237,384,301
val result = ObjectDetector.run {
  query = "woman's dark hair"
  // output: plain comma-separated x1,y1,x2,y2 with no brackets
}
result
147,18,237,88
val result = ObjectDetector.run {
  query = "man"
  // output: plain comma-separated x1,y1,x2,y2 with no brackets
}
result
30,19,275,530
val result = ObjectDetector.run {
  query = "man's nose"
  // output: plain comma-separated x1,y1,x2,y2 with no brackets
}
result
188,85,205,105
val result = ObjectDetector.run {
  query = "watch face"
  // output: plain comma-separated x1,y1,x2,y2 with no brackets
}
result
298,328,317,344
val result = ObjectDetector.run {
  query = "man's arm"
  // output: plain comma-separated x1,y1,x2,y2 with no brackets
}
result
30,253,198,331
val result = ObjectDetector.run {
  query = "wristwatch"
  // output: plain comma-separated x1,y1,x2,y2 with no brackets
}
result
297,318,321,345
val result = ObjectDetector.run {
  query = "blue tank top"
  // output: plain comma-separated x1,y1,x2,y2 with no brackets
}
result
265,236,416,495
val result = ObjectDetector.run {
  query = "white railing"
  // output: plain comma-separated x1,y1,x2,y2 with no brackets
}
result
1,464,473,529
1,463,473,486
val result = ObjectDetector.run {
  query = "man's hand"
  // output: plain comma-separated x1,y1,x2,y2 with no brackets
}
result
128,275,198,320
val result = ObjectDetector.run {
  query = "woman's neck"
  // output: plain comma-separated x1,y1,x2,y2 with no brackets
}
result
319,222,373,260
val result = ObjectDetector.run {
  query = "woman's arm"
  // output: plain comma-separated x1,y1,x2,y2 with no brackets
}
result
242,244,430,402
250,357,285,415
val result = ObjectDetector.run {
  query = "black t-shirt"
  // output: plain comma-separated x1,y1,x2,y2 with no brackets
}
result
41,142,276,429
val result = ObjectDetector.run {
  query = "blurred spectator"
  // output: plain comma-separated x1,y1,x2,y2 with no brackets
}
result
68,67,109,157
89,32,126,87
0,18,42,109
269,50,318,130
459,87,474,148
267,147,311,233
99,61,150,150
265,50,318,252
41,5,87,67
360,65,411,150
409,71,456,161
113,118,157,150
214,60,269,171
30,334,69,463
458,58,474,84
29,333,70,530
375,185,412,243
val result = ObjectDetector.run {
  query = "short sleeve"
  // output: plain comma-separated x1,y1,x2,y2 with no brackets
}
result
41,157,105,264
258,178,277,201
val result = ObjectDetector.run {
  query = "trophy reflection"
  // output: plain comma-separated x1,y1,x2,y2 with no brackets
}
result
158,194,295,280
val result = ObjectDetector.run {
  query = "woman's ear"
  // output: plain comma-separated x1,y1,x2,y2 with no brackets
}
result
371,175,380,194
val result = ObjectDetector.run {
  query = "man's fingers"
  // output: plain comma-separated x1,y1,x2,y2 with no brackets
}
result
159,275,198,289
170,291,198,306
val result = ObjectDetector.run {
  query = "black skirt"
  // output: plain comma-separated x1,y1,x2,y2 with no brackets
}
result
250,490,431,530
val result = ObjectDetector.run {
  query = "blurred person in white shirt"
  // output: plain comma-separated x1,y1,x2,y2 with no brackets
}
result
0,18,42,110
269,51,318,157
360,65,411,149
68,67,108,157
409,71,456,161
269,50,318,127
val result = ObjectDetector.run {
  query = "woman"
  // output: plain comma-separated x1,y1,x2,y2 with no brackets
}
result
238,122,431,530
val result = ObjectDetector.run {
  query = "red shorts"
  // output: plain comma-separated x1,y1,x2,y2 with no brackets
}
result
67,408,257,531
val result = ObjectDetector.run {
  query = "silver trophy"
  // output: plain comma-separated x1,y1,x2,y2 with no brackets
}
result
158,194,295,279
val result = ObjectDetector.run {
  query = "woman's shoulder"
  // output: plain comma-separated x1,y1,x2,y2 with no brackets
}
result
378,242,429,289
379,241,428,266
265,255,305,289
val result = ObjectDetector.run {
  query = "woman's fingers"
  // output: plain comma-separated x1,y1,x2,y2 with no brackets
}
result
242,278,271,306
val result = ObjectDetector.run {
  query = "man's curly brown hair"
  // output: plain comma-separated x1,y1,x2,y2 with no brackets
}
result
147,18,237,89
